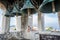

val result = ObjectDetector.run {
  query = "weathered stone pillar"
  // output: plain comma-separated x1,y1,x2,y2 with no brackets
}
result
38,11,44,33
21,14,28,32
2,15,10,34
15,16,21,32
21,14,28,38
41,13,44,31
37,11,44,40
58,12,60,27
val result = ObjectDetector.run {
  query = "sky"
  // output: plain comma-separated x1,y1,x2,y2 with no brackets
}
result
10,17,16,26
44,13,59,29
33,13,60,30
0,8,60,31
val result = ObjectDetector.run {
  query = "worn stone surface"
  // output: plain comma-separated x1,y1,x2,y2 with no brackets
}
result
0,32,30,40
0,34,7,40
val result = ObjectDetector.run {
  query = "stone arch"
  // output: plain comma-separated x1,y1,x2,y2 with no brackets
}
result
0,2,6,15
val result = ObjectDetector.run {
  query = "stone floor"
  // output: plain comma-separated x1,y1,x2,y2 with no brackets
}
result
8,37,30,40
0,37,30,40
0,34,30,40
0,31,39,40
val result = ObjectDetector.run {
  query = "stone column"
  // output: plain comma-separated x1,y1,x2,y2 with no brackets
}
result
58,12,60,27
21,14,28,38
38,11,44,33
15,16,21,32
25,9,33,39
41,13,44,31
21,14,28,32
38,11,44,40
2,15,10,34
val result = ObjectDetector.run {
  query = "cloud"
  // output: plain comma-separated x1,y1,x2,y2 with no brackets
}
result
44,13,57,17
44,13,59,28
44,15,58,23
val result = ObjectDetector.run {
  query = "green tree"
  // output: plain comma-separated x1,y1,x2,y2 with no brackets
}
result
45,27,53,31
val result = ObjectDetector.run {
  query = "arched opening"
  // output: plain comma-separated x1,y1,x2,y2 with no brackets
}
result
44,13,60,31
0,2,6,33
